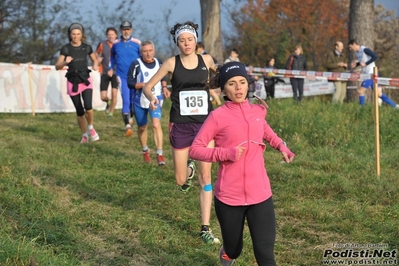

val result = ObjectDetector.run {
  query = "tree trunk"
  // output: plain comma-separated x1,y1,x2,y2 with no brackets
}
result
200,0,223,64
348,0,374,101
349,0,374,48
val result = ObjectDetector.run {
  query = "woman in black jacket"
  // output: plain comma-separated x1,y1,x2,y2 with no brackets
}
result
263,57,285,99
285,45,307,103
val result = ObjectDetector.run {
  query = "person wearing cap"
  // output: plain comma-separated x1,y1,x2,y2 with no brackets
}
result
109,21,141,136
189,61,295,265
142,21,219,245
55,22,100,144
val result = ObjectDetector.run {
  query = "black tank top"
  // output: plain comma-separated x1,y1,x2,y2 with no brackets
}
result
60,43,93,74
170,54,213,123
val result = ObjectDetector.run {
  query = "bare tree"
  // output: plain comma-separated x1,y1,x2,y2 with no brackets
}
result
0,0,83,64
19,0,68,64
374,5,399,77
200,0,223,64
161,0,179,58
85,0,144,47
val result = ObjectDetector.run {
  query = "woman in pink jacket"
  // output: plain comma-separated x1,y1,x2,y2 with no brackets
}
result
189,62,295,266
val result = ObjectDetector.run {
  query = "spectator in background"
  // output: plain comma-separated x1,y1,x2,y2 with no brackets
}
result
109,21,141,136
247,65,259,103
348,39,398,108
326,41,348,104
55,23,99,143
224,48,240,63
263,57,285,99
196,41,218,65
96,27,118,117
196,42,221,105
285,45,308,103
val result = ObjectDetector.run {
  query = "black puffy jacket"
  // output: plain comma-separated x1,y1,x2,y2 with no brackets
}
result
285,54,308,71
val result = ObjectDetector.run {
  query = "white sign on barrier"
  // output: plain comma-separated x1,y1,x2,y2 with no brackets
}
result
1,63,360,113
253,77,335,99
0,62,122,113
274,78,335,98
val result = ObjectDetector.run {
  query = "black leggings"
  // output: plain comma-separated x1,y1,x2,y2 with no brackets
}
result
214,196,276,266
290,78,304,100
70,89,93,116
265,84,275,98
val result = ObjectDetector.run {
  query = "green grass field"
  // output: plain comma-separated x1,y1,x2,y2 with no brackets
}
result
1,98,398,266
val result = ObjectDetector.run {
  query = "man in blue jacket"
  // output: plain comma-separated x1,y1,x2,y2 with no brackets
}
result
109,21,141,136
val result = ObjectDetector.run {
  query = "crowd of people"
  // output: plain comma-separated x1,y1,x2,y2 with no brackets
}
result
55,20,393,265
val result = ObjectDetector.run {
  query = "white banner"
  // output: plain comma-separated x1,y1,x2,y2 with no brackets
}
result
0,62,337,113
0,62,122,113
274,78,335,98
254,77,335,99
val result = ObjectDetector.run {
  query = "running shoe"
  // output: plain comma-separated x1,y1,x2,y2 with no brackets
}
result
80,134,88,144
105,100,111,114
143,149,151,163
125,125,133,137
180,160,196,192
200,225,220,244
219,246,235,266
187,160,196,179
179,178,192,192
88,127,99,142
157,154,166,166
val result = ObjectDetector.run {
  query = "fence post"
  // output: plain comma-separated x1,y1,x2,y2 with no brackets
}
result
373,67,380,179
27,62,35,116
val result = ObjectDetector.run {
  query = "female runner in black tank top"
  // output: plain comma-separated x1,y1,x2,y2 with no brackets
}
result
143,21,220,244
169,53,213,124
55,23,100,144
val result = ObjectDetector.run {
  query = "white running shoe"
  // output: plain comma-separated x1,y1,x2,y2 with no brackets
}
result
80,134,88,144
88,127,99,142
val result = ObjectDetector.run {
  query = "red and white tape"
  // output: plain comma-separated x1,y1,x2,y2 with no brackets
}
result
250,67,399,87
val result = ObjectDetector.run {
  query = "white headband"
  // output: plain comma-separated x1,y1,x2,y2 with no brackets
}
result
175,25,197,43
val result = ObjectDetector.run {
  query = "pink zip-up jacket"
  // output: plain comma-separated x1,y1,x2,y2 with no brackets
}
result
189,99,286,206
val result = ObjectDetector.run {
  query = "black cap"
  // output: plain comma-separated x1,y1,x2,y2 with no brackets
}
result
219,62,249,90
120,21,132,30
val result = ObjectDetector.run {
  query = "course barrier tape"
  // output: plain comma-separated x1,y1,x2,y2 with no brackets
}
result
1,62,398,114
250,67,399,88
